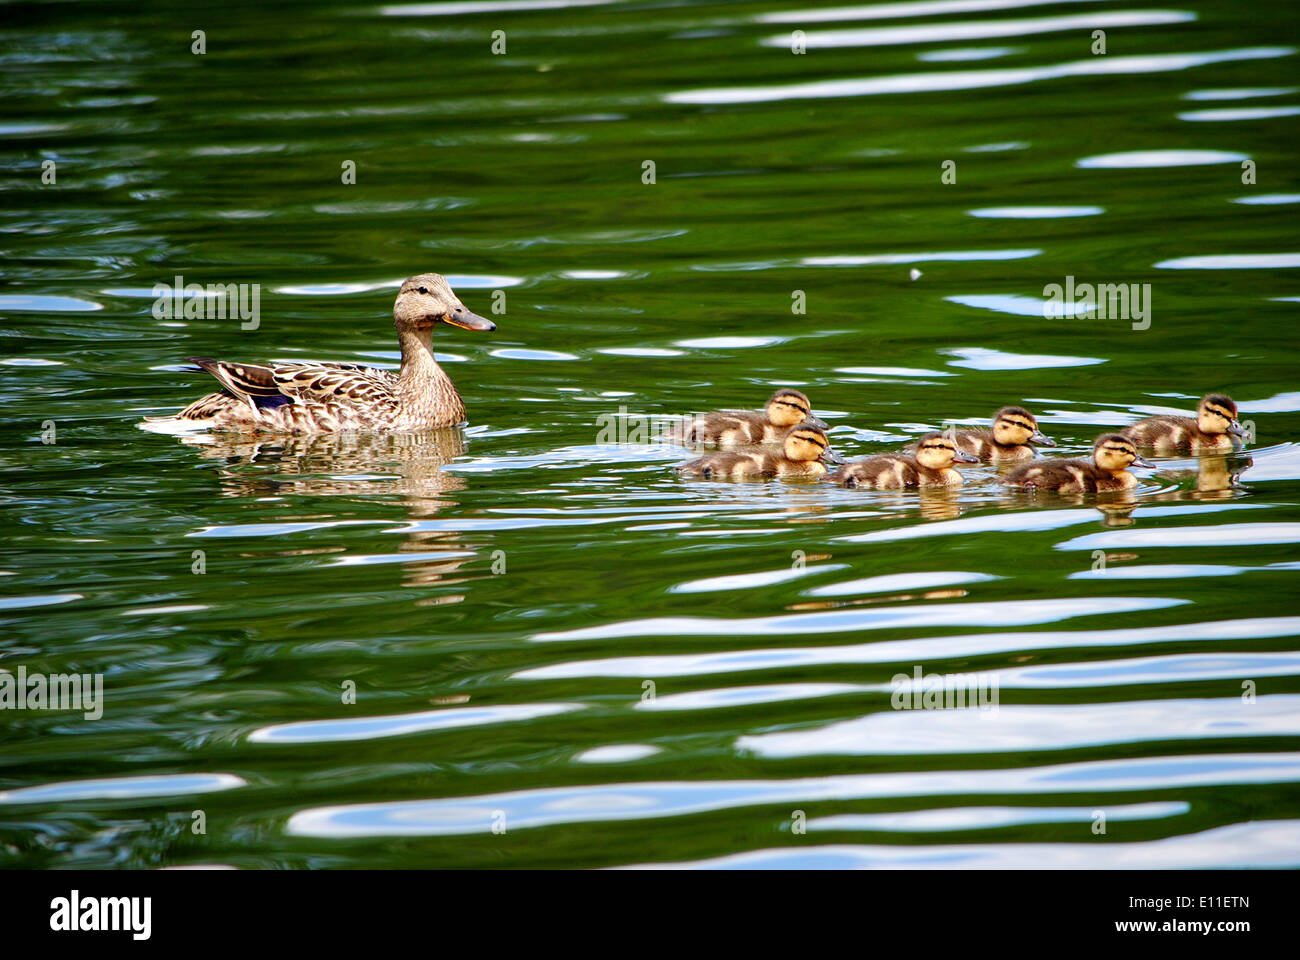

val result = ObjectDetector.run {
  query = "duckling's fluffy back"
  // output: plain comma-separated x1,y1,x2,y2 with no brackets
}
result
1001,457,1135,492
670,411,779,447
828,454,961,489
677,449,826,480
1121,415,1233,453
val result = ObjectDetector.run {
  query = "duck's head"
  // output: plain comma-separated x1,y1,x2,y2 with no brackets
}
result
1198,393,1243,437
916,433,979,470
394,273,496,334
992,406,1055,447
1093,434,1153,472
767,388,826,430
783,423,843,465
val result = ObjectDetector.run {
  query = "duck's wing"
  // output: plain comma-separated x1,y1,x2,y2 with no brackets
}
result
186,358,398,418
187,357,282,403
270,362,397,408
190,357,395,401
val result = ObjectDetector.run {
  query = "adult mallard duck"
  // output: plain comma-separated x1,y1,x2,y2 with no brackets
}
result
908,406,1055,462
676,423,843,480
829,433,979,489
668,388,827,447
1001,434,1152,492
1122,394,1245,453
143,273,495,434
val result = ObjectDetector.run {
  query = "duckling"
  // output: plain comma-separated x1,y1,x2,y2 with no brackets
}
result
669,389,827,447
908,406,1055,462
828,433,979,489
143,273,495,435
1122,393,1245,453
677,423,843,480
1001,433,1153,492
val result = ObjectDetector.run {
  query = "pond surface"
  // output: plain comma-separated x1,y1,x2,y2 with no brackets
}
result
1,0,1298,868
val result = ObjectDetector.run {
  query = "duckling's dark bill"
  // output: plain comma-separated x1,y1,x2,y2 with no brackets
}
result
952,449,980,463
1030,429,1056,446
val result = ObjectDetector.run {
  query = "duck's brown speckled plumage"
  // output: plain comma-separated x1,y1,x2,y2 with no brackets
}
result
669,389,826,447
677,424,842,480
831,433,978,489
1122,394,1244,454
148,273,494,434
1002,433,1151,493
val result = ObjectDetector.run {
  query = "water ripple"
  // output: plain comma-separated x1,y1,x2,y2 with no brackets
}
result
666,47,1292,104
513,616,1300,680
739,695,1300,756
808,801,1189,832
0,773,246,805
248,702,580,744
761,11,1197,51
1057,522,1300,550
533,596,1184,642
628,820,1300,869
285,753,1300,838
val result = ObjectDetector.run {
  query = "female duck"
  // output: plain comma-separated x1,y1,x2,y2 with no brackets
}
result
670,388,826,447
909,406,1055,462
1122,394,1245,453
144,273,495,434
828,433,978,489
677,423,843,480
1002,434,1152,492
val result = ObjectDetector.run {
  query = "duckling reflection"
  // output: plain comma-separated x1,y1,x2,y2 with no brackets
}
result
1150,453,1253,502
180,429,477,588
836,488,963,522
1094,499,1139,526
917,487,963,522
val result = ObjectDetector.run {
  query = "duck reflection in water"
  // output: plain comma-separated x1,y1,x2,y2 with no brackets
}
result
178,428,480,591
1151,453,1253,502
1094,452,1252,525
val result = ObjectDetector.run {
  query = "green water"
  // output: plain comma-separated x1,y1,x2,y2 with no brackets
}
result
2,0,1299,868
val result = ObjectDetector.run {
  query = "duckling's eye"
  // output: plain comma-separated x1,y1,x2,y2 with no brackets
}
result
418,286,429,295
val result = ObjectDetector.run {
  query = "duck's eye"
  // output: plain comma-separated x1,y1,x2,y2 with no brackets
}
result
418,286,429,295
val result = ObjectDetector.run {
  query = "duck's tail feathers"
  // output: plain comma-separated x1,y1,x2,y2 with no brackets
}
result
186,357,282,415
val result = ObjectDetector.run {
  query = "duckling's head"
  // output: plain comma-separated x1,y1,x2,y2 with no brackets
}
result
783,423,844,465
916,433,980,470
1093,434,1153,472
992,406,1055,447
767,389,826,429
1197,393,1243,437
394,273,496,334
